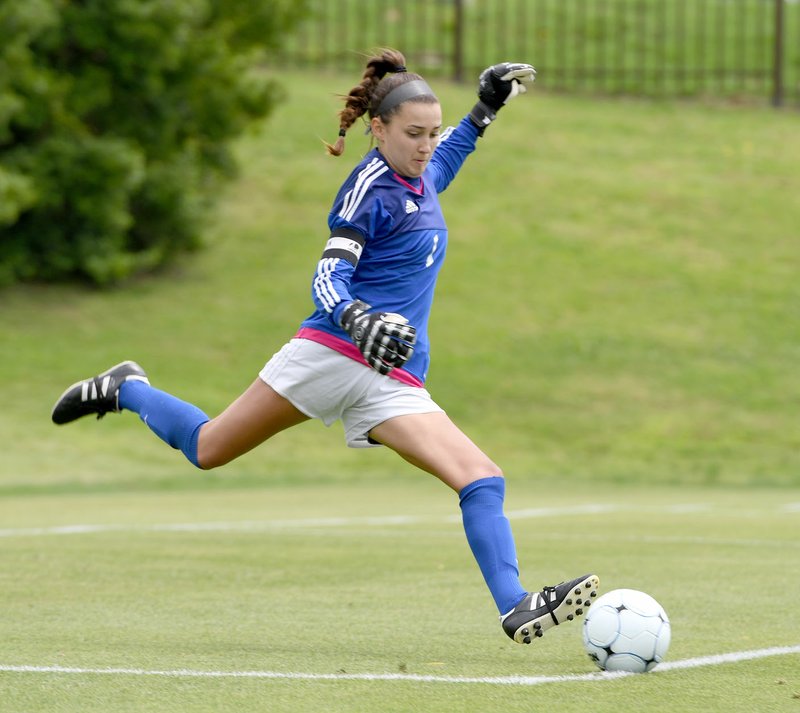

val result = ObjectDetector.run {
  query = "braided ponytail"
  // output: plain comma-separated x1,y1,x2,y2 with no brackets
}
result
325,48,409,157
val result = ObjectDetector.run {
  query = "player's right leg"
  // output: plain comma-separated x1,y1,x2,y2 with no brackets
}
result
51,360,150,424
194,378,309,468
51,362,309,469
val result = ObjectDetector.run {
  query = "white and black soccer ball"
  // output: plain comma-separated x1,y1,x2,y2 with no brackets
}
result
582,588,671,673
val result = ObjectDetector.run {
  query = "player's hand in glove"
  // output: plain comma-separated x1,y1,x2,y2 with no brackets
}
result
340,300,417,375
469,62,536,134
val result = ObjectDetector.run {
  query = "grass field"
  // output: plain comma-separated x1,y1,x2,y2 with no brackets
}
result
1,483,799,712
1,72,799,711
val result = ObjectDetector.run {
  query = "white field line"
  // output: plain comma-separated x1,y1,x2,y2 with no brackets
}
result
0,501,796,540
0,645,798,686
0,516,424,539
0,505,621,539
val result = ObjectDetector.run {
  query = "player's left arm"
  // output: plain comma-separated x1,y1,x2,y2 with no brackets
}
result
468,62,536,135
427,118,479,193
429,62,536,193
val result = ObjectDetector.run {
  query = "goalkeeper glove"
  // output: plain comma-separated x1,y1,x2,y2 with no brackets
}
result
469,62,536,134
340,300,417,376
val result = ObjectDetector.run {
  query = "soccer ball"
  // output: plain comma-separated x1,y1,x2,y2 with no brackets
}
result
582,588,671,673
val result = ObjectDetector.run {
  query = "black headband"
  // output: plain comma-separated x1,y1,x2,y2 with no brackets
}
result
375,79,436,117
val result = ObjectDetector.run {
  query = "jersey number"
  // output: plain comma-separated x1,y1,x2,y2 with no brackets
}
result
425,234,439,268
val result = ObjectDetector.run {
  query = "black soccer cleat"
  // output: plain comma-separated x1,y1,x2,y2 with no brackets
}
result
500,574,600,644
51,360,149,425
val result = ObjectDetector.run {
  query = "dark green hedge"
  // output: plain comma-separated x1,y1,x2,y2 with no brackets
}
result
0,0,307,285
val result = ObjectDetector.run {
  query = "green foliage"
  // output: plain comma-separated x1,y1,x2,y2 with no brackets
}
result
0,0,307,285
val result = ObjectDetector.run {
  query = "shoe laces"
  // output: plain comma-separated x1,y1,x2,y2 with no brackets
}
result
539,585,559,625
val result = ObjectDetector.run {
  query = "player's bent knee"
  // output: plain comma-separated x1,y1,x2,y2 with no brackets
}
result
466,453,503,480
194,438,235,470
464,469,504,485
444,461,503,492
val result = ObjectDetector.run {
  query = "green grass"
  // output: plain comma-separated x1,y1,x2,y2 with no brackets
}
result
1,73,799,492
1,72,800,710
1,482,799,712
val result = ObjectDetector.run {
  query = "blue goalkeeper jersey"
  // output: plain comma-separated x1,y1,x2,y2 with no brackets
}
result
299,116,480,385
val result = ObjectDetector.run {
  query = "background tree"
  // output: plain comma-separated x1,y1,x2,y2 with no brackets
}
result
0,0,307,286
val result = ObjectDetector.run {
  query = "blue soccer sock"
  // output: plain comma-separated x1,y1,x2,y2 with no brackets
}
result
118,380,209,468
459,476,528,615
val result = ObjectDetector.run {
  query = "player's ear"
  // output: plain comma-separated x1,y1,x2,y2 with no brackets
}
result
370,116,385,141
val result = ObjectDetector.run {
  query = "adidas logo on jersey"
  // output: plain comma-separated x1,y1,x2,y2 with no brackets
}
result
405,199,419,214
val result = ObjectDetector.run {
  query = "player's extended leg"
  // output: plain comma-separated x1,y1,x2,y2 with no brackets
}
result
194,379,309,469
369,411,599,643
51,360,309,469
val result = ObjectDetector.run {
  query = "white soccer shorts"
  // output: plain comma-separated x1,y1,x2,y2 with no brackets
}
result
259,338,444,447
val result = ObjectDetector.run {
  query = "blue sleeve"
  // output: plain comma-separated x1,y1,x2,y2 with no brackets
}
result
311,250,357,328
310,191,394,328
427,116,480,193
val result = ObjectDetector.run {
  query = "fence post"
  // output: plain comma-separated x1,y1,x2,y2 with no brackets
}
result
453,0,465,83
772,0,784,106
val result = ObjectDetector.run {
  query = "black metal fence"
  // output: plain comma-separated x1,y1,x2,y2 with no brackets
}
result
274,0,800,106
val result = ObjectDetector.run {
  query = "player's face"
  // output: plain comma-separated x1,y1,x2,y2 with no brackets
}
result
371,101,442,179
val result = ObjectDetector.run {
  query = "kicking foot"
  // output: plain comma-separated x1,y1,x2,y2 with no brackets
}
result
51,361,149,425
500,574,600,644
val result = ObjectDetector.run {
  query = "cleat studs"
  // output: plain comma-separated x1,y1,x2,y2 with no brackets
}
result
567,614,574,621
574,588,581,595
585,581,592,589
566,598,573,605
533,622,541,630
523,637,531,644
576,598,582,605
522,629,529,636
535,630,543,637
576,608,583,615
590,591,597,598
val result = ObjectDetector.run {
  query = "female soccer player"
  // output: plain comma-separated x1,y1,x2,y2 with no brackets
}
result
52,49,598,644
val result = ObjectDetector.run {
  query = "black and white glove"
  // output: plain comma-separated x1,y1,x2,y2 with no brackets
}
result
469,62,536,134
340,300,417,375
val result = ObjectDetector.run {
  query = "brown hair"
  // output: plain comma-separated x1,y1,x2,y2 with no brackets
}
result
325,48,438,156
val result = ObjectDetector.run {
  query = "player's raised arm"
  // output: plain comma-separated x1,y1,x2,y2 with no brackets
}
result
429,61,537,192
469,62,536,135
